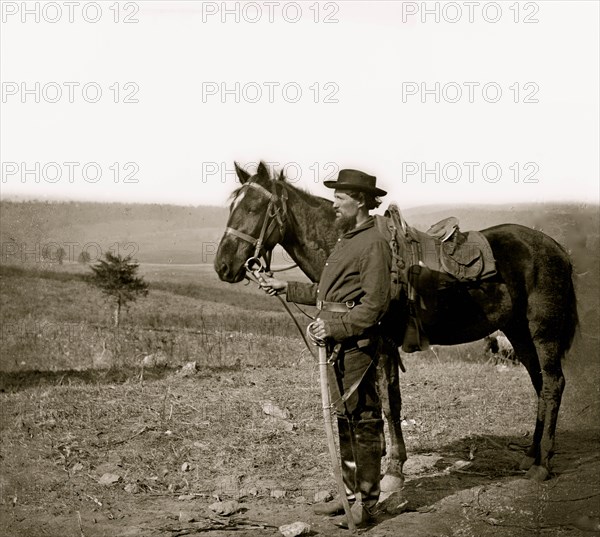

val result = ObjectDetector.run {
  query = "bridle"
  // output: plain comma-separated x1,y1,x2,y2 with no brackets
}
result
223,177,315,358
224,180,288,272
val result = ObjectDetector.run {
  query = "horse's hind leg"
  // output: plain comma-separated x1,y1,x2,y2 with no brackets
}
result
504,326,544,471
506,326,566,481
524,273,570,481
529,340,565,481
377,344,407,492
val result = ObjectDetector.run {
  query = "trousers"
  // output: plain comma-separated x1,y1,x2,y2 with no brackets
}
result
330,342,383,509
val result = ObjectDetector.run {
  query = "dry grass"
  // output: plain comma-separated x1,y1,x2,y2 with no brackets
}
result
0,264,309,372
1,260,598,535
0,359,528,505
398,355,535,454
0,363,330,506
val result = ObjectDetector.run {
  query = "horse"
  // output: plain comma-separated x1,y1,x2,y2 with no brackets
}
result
214,161,578,483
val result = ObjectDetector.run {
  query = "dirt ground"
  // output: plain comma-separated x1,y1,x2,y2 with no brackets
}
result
2,226,599,536
1,356,599,537
2,428,599,536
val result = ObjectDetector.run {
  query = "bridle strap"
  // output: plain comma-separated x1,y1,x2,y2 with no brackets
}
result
246,181,276,201
254,194,275,256
224,180,287,264
225,226,259,246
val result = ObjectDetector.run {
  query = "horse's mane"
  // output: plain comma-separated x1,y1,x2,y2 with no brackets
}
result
229,166,333,211
281,177,333,209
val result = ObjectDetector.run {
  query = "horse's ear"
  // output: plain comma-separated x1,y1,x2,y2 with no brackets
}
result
278,169,285,181
234,162,250,184
256,161,270,180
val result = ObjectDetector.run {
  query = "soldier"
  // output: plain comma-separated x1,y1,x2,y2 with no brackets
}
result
260,169,391,528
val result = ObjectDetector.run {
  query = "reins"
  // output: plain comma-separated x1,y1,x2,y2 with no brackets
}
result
243,259,317,359
224,178,316,356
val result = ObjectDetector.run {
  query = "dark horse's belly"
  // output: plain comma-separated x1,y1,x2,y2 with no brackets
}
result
421,278,514,345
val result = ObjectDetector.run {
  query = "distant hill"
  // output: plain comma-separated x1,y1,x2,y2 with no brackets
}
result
0,201,229,264
1,200,597,266
402,202,597,238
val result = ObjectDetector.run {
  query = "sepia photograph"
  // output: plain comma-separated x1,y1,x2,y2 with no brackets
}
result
1,1,599,535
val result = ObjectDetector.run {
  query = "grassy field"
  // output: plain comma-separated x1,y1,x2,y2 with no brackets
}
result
1,260,598,536
0,263,313,373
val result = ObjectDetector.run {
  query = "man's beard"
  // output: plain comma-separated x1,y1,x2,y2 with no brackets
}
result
334,213,357,235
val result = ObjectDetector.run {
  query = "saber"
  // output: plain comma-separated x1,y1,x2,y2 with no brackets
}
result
309,323,356,533
250,267,355,530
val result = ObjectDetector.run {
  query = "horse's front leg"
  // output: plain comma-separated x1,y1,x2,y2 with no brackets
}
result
377,342,407,492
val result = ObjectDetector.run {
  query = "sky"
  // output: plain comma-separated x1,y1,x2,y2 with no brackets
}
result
1,0,599,209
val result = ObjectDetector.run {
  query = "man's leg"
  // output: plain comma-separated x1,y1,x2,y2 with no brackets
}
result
314,351,356,516
354,418,384,512
313,415,356,516
335,346,383,527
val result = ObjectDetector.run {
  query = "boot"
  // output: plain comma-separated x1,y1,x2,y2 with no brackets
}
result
333,499,376,529
332,419,384,528
313,497,352,516
355,418,384,510
313,418,356,517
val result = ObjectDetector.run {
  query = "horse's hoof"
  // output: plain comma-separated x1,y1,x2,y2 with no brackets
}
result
519,455,536,471
525,465,549,481
380,474,405,493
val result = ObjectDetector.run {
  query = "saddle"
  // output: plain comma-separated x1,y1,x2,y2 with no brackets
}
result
420,215,496,282
375,205,497,353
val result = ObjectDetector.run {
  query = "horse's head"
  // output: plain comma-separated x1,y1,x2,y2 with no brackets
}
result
214,161,288,283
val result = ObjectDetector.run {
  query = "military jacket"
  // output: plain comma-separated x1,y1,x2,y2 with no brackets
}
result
286,217,392,342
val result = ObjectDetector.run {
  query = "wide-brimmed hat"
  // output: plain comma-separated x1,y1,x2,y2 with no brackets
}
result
324,169,387,197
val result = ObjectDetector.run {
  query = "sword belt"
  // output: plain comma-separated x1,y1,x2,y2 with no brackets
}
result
316,300,356,313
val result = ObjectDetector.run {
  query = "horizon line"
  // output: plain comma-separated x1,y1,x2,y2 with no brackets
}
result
1,194,598,210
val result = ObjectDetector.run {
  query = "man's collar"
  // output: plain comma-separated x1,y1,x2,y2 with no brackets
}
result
341,216,374,238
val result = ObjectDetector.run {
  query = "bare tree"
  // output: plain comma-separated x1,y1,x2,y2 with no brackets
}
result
89,252,148,327
78,250,91,264
57,247,66,265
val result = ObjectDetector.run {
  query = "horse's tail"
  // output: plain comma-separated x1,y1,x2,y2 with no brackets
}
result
561,260,579,357
540,229,579,358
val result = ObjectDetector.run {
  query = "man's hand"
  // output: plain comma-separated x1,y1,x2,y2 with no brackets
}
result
308,319,330,341
259,276,288,296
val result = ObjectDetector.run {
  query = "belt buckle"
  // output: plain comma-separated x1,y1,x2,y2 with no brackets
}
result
345,300,355,309
317,300,323,311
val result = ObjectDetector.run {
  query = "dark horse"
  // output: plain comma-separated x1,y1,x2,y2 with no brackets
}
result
214,161,578,483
